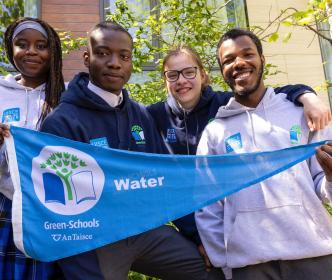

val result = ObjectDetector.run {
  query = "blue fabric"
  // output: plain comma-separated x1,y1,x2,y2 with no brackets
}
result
0,193,62,280
7,126,326,262
147,84,315,245
38,72,167,277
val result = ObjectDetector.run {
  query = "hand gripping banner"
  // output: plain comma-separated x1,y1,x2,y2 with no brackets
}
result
5,126,327,261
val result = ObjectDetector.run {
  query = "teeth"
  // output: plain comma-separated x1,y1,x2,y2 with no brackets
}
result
177,88,190,94
236,72,250,79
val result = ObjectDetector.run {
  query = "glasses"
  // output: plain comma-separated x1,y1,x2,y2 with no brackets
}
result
164,67,198,82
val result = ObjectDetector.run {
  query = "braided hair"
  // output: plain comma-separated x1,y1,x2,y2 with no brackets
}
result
4,17,65,124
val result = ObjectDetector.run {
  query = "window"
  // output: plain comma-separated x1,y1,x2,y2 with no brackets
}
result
103,0,248,84
0,0,39,72
24,0,39,18
318,21,332,109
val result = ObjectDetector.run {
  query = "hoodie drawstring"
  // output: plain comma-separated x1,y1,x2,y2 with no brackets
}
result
24,87,43,128
25,88,28,126
183,110,190,155
246,110,258,149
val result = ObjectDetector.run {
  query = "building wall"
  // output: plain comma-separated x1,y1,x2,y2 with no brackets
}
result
40,0,100,81
246,0,329,105
39,0,330,108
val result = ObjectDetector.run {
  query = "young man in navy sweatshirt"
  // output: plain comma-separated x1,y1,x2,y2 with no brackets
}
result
41,21,224,280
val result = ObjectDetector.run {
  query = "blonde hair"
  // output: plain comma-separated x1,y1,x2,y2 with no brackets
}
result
162,45,211,89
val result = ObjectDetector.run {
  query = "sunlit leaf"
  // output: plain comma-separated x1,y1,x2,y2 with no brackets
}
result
283,32,292,43
268,32,279,42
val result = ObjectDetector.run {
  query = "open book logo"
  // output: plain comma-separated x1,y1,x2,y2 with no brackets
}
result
32,146,105,215
290,125,301,145
131,125,146,145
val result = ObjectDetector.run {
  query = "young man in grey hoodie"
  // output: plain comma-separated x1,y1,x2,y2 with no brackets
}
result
195,28,332,280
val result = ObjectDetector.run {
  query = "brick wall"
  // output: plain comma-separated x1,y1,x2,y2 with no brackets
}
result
41,0,101,81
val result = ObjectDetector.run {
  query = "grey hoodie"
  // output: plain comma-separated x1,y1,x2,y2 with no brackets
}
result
0,74,45,199
195,87,332,271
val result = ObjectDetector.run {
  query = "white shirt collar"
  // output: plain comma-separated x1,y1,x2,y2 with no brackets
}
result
88,81,123,107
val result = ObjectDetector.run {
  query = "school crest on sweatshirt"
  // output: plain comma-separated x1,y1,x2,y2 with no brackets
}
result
289,125,301,145
131,125,146,145
166,128,177,143
225,133,243,153
2,108,20,123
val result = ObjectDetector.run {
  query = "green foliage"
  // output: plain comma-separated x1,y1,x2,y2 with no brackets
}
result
58,31,87,55
0,0,24,74
324,202,332,215
257,0,332,46
268,32,279,43
128,272,159,280
107,0,241,104
263,63,283,81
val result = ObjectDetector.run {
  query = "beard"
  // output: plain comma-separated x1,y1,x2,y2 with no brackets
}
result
224,60,264,97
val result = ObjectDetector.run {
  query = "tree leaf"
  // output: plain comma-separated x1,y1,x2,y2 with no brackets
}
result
298,16,314,25
268,32,279,42
283,32,292,43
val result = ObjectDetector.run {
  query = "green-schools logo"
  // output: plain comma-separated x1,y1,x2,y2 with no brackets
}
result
290,125,301,145
131,125,146,144
32,146,105,215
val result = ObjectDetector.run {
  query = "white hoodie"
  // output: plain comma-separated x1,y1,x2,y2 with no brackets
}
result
195,87,332,271
0,74,45,199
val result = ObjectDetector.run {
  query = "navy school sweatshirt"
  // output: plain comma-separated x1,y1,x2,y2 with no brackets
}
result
41,72,165,155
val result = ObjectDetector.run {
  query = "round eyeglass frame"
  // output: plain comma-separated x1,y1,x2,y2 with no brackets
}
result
164,66,198,82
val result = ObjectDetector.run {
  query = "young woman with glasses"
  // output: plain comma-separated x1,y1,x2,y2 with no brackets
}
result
147,44,331,278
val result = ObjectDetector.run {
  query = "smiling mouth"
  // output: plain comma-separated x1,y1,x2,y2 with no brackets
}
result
24,60,41,65
104,74,123,79
176,87,191,94
233,70,252,81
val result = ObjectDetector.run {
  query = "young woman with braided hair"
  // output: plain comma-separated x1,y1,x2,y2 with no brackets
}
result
0,17,64,279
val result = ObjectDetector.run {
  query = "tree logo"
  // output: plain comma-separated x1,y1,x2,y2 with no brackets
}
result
31,146,105,215
131,125,146,144
290,125,301,145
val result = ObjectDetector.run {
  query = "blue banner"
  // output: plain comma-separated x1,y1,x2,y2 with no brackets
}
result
5,126,326,261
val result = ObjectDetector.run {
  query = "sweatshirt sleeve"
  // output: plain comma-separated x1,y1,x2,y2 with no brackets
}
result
195,127,227,268
196,125,218,155
172,213,202,245
0,144,5,170
275,84,316,106
308,129,332,203
195,201,226,268
40,111,89,143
